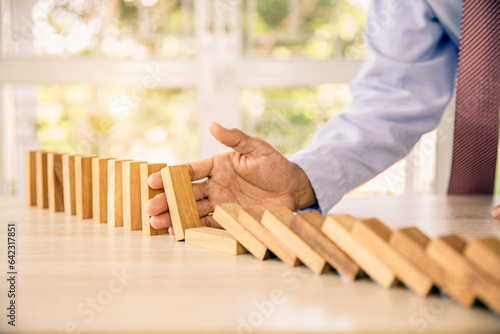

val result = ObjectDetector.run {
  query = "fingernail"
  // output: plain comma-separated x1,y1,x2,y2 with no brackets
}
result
492,207,500,218
168,227,174,235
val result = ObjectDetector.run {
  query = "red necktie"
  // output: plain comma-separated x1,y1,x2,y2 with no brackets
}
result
448,0,500,195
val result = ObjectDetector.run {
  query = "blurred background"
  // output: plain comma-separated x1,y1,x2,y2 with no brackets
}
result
0,0,446,199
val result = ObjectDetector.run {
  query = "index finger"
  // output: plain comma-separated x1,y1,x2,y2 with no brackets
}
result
148,171,164,189
186,157,214,181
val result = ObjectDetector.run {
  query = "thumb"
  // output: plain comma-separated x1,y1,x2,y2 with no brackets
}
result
209,122,256,155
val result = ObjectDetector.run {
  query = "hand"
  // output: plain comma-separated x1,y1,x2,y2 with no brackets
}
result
144,122,316,234
492,205,500,218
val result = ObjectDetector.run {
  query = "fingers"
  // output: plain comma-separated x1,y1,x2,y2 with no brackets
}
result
148,171,164,189
145,193,169,216
196,199,214,217
492,205,500,218
200,215,223,229
186,158,214,181
149,211,172,229
192,181,209,201
209,122,255,155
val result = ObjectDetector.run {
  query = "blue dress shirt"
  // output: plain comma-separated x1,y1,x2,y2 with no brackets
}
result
290,0,463,214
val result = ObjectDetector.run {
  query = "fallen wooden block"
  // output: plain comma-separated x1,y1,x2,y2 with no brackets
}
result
107,159,132,227
62,154,78,215
92,157,115,224
291,211,360,280
140,163,168,236
322,214,397,288
36,151,49,209
160,165,201,240
185,226,248,255
464,237,500,286
213,203,270,260
123,161,148,231
352,218,435,296
390,227,475,307
75,155,95,219
47,153,64,212
262,207,327,274
239,206,300,267
427,236,500,315
25,151,37,206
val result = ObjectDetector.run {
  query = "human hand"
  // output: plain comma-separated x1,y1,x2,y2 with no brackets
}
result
144,122,316,234
492,205,500,218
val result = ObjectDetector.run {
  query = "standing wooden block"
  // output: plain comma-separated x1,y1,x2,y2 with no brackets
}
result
75,155,95,219
350,218,433,296
160,165,201,240
262,207,327,274
390,227,475,307
140,163,168,235
322,214,397,288
62,154,78,215
25,151,37,206
123,161,147,231
427,236,500,314
213,203,270,260
185,226,248,255
92,157,115,223
239,206,300,267
464,238,500,285
47,153,64,212
107,159,132,227
291,211,360,280
36,151,49,209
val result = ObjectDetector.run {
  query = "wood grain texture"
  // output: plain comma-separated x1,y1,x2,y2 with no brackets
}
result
185,226,248,255
62,154,78,215
140,163,168,235
47,153,64,212
239,206,300,267
75,155,95,219
25,151,37,206
322,214,397,288
161,165,201,240
123,161,147,231
35,151,48,209
92,158,115,224
291,211,360,280
464,238,500,285
351,218,433,296
213,203,270,260
390,227,475,307
262,207,327,274
107,159,132,227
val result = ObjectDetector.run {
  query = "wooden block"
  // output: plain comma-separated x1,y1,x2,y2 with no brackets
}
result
92,158,115,223
390,227,475,307
107,159,132,227
351,218,433,296
160,165,201,240
47,153,64,212
291,211,360,280
322,215,397,288
75,155,95,219
213,203,270,260
239,206,300,267
140,163,168,235
262,207,327,274
123,161,147,231
62,154,78,215
36,151,48,209
464,238,500,285
427,236,500,314
185,226,248,255
25,151,37,206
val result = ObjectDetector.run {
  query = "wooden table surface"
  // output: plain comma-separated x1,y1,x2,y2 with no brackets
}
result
1,195,500,333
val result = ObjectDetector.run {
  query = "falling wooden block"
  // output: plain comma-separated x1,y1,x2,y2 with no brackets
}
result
350,218,433,296
464,238,500,285
75,155,95,219
47,153,64,212
123,161,148,231
427,236,500,314
390,227,475,307
262,207,327,274
322,215,397,288
25,151,37,206
36,151,49,209
291,211,360,280
140,163,168,236
92,157,115,224
107,159,132,227
213,203,270,260
160,165,201,240
239,206,300,267
185,226,248,255
62,154,78,215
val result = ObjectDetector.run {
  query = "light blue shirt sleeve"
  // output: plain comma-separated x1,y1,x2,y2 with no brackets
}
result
290,0,460,214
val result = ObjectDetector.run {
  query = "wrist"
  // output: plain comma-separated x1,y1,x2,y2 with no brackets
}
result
291,163,317,210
